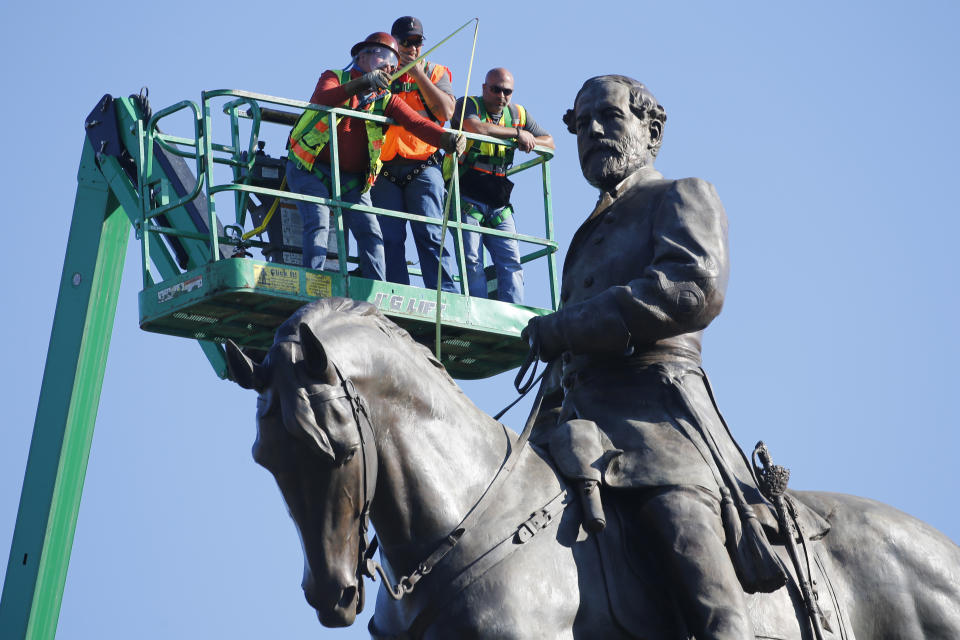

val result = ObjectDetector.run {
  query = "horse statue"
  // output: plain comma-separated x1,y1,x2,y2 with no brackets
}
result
225,298,960,639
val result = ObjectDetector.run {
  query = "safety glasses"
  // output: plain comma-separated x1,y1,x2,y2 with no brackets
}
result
360,46,398,69
487,85,513,97
399,37,424,48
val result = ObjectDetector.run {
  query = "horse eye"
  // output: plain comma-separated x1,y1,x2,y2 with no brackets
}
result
341,448,357,465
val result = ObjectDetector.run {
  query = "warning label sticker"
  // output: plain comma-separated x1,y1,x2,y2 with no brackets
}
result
158,275,203,303
252,265,300,293
305,272,332,298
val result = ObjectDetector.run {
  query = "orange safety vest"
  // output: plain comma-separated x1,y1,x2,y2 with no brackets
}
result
287,69,391,192
379,62,451,162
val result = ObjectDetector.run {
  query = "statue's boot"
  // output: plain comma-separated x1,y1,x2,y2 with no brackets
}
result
638,485,753,640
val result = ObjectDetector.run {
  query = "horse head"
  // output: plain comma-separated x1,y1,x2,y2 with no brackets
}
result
226,310,378,627
225,298,540,634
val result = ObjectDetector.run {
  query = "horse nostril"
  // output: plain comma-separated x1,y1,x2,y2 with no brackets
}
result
338,585,357,609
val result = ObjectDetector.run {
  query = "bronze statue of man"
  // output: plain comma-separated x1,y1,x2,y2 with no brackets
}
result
524,75,783,639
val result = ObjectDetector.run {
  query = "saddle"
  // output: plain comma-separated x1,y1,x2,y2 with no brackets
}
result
589,492,856,639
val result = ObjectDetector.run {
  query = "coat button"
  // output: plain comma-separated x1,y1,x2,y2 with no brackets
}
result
593,235,604,244
584,275,594,287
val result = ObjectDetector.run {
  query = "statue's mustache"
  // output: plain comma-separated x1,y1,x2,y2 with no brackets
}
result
583,140,623,158
582,139,643,167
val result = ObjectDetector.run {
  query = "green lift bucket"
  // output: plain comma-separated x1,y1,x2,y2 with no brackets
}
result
2,87,559,639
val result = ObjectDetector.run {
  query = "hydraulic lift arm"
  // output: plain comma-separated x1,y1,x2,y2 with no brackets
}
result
0,93,230,640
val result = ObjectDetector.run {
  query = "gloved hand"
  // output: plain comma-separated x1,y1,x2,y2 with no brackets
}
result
522,314,565,362
343,69,392,96
440,131,466,155
362,69,392,91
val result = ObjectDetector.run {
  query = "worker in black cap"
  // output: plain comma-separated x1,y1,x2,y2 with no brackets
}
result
371,16,459,291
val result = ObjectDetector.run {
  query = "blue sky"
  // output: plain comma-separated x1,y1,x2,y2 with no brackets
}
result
2,1,958,638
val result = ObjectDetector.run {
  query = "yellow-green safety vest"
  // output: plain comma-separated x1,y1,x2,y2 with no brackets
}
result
287,69,391,193
444,97,527,180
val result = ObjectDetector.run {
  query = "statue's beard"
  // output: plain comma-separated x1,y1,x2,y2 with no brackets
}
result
580,137,647,190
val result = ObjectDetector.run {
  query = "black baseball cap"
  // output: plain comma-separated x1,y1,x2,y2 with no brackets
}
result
391,16,423,39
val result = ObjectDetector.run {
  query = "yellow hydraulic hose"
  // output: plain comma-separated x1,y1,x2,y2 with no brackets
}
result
241,176,287,241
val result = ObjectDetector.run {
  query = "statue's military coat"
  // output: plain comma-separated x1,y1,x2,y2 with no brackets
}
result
533,166,772,522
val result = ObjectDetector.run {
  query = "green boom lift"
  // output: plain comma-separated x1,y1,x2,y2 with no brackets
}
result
0,88,558,639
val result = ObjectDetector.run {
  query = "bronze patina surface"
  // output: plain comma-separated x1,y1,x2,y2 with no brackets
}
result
227,76,960,639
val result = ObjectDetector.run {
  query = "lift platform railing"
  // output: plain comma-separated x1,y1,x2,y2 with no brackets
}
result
1,87,560,640
137,89,559,309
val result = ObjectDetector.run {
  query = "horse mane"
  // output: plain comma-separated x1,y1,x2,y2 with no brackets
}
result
274,297,457,388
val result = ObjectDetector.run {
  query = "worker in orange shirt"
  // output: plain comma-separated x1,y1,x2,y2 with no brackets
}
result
371,17,458,291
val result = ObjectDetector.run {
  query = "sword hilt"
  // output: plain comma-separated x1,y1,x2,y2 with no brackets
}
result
753,441,791,499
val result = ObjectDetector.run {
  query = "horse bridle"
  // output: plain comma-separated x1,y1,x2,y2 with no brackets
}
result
304,361,380,611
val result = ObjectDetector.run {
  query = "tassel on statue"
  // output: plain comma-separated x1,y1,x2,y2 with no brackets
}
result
730,491,788,593
666,371,787,593
718,480,787,593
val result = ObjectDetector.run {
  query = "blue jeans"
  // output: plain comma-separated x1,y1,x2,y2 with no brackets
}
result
371,162,457,292
285,160,384,279
458,199,524,303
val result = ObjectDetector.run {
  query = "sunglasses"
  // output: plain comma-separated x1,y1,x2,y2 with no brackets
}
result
488,85,513,97
399,37,424,47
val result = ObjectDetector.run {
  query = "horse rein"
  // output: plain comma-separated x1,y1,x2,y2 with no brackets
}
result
317,357,548,608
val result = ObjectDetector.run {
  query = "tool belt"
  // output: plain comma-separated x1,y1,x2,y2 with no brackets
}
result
380,152,442,188
458,167,514,209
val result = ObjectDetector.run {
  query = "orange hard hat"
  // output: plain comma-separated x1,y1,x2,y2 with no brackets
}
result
351,32,400,59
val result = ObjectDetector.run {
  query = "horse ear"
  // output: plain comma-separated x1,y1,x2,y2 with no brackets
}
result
225,339,265,391
299,323,336,383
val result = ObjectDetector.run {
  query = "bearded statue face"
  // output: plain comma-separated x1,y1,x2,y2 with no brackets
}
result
573,80,660,191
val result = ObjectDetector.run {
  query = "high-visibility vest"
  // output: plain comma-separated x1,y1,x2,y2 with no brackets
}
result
445,97,527,179
380,62,451,162
287,69,391,192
